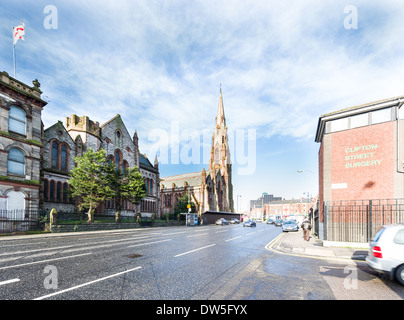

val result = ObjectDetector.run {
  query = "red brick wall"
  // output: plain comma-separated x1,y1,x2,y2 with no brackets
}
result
329,121,395,201
318,142,324,220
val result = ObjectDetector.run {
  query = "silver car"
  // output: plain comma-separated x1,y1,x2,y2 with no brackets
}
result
366,224,404,286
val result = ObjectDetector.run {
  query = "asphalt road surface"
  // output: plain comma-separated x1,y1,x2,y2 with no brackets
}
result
0,223,403,302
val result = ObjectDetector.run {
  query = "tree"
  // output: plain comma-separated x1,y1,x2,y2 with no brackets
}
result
174,192,196,216
69,149,112,223
107,166,146,222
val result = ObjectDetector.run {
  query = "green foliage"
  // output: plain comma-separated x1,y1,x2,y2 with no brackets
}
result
69,149,112,221
107,165,146,221
173,192,196,215
69,148,147,223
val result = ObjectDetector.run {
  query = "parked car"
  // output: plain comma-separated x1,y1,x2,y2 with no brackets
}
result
215,218,229,225
229,218,240,224
282,220,299,232
243,219,256,227
266,218,275,224
274,219,283,227
366,224,404,286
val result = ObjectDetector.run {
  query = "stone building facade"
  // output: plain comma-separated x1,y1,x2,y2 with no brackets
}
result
42,113,160,217
0,72,47,218
160,90,234,216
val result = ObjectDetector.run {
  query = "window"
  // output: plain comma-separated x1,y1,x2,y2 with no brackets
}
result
6,191,25,218
50,181,55,201
9,106,26,135
371,108,392,125
350,113,368,129
61,145,67,171
122,161,128,176
8,148,25,176
329,117,349,133
44,180,49,201
50,141,69,172
394,229,404,245
57,182,62,202
51,141,58,169
115,150,120,170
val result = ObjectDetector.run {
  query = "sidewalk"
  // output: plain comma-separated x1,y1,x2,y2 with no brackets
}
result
267,229,369,261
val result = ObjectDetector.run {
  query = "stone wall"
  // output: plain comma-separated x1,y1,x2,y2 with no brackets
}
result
49,220,185,233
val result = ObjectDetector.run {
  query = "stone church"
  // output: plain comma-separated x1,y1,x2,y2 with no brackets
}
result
160,90,234,215
42,114,160,217
0,71,233,223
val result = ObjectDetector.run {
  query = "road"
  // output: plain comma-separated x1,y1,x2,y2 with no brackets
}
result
0,222,402,302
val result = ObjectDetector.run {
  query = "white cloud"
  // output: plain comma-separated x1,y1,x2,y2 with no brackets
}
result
3,1,404,187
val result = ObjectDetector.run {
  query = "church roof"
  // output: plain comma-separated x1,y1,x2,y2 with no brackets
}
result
139,154,154,168
161,171,202,188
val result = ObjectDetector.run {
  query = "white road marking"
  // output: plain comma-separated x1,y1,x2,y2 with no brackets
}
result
0,242,46,248
0,245,74,257
33,266,142,300
0,278,20,286
187,233,208,238
225,236,242,242
127,239,172,248
174,244,216,257
0,252,92,271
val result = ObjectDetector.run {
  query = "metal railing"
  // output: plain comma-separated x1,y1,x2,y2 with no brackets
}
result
0,209,47,234
324,199,404,242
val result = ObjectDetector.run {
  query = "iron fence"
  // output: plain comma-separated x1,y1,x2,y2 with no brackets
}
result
0,209,47,234
324,199,404,242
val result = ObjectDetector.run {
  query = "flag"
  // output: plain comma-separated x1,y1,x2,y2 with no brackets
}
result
13,22,25,45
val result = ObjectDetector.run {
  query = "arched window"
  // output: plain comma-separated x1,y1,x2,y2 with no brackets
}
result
115,150,120,170
63,183,68,203
50,141,69,172
61,144,67,171
122,161,128,176
44,179,49,201
57,182,62,202
51,141,58,169
8,148,25,176
6,191,25,218
50,181,55,201
9,106,26,135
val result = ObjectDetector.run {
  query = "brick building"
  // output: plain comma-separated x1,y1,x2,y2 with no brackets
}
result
315,95,404,221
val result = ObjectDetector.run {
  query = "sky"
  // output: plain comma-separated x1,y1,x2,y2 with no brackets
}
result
2,0,404,212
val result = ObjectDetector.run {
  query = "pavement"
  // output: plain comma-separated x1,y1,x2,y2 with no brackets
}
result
267,228,369,261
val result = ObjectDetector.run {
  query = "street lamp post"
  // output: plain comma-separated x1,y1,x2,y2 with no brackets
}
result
237,195,242,221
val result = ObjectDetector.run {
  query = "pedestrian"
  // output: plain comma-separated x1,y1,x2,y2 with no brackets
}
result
301,217,312,241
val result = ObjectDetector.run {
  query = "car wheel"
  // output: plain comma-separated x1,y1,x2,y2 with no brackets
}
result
395,264,404,286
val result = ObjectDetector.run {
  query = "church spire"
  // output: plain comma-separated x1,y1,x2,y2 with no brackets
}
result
216,87,226,126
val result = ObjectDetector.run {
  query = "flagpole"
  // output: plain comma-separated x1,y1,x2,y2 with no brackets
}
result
13,42,16,79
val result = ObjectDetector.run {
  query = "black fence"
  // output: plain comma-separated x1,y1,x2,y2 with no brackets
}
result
49,210,156,226
0,209,47,234
324,199,404,243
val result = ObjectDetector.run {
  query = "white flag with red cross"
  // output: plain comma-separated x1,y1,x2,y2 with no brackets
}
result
13,22,25,45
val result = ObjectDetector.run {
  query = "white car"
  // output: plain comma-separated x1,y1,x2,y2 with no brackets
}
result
366,224,404,286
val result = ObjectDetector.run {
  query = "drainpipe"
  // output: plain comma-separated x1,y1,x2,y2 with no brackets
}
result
397,99,404,173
